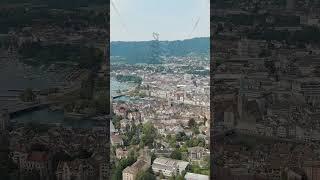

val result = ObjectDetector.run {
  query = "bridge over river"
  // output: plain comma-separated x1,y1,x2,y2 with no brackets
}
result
112,87,136,100
5,100,60,117
112,94,128,100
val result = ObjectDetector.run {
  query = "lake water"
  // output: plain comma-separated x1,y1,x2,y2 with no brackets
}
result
1,54,134,127
11,108,99,128
0,58,64,93
10,79,134,127
111,78,136,97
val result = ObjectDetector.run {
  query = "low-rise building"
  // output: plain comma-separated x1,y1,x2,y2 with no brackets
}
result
116,148,128,159
152,157,189,177
111,135,124,146
188,147,207,161
185,172,209,180
122,152,151,180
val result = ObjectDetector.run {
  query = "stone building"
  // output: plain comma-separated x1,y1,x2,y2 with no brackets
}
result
122,150,151,180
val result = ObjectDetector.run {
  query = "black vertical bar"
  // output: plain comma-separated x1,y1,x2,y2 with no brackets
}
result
210,0,216,179
106,0,111,179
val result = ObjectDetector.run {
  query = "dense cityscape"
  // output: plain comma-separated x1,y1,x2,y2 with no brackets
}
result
110,53,210,180
212,0,320,179
2,0,320,179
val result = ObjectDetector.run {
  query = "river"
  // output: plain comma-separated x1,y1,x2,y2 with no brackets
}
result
10,79,134,127
111,78,136,97
11,108,99,128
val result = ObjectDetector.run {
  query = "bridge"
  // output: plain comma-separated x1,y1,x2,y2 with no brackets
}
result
8,103,49,117
8,89,41,93
112,94,127,99
6,100,61,118
2,79,81,117
112,87,136,100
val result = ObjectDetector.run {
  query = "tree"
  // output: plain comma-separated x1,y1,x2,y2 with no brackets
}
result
141,122,157,147
169,174,176,180
112,115,122,130
159,172,165,179
167,135,177,148
170,149,182,160
198,138,206,147
136,170,156,180
176,132,186,142
192,127,200,135
151,152,157,162
111,153,136,180
176,174,184,180
181,170,186,177
188,118,196,128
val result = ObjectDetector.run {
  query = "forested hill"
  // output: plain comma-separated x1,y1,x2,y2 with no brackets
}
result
110,37,210,64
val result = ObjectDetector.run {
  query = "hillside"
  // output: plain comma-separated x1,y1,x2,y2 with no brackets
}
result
110,37,210,64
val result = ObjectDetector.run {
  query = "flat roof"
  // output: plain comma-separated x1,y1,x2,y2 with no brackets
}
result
185,172,209,180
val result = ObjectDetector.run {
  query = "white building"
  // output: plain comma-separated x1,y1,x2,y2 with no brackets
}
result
152,157,189,177
185,172,209,180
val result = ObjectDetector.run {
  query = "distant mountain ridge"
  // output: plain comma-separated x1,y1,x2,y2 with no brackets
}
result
110,37,209,64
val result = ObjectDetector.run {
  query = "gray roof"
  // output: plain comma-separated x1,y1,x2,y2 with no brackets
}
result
185,172,209,180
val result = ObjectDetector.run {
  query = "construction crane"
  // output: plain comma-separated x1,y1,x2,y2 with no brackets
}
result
150,32,161,64
153,32,160,41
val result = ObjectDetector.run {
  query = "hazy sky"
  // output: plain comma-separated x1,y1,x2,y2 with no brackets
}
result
110,0,210,42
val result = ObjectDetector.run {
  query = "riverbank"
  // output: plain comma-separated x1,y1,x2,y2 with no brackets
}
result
10,108,105,128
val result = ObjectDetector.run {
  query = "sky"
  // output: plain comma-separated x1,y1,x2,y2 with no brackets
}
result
110,0,210,42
